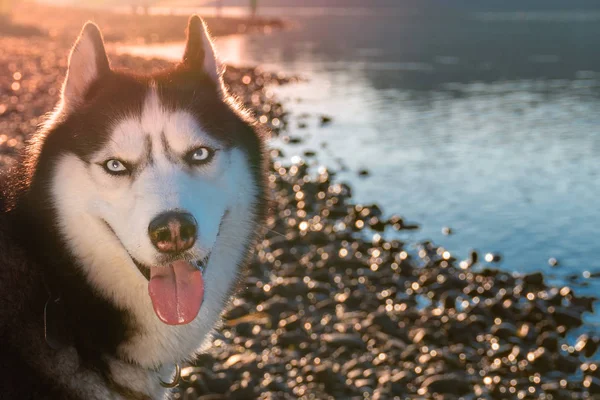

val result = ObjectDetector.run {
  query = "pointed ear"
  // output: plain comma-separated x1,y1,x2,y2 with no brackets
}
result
182,15,223,85
60,21,110,110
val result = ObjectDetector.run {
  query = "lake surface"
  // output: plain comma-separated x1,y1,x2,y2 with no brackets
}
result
117,6,600,320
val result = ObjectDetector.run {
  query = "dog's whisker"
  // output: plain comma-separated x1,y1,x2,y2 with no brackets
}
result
251,223,286,238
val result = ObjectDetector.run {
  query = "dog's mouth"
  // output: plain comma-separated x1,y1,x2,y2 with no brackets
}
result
101,219,210,326
132,256,208,282
135,257,210,326
146,259,206,326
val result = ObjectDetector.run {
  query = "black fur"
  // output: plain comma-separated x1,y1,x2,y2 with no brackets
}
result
0,16,267,399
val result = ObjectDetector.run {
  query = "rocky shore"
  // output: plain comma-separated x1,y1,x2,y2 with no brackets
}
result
1,11,599,400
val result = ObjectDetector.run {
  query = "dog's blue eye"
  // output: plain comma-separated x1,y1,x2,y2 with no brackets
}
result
104,159,128,174
186,147,214,165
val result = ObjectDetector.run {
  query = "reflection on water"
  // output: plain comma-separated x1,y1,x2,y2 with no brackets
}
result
117,8,600,309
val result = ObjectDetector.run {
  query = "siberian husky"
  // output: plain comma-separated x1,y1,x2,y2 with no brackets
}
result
0,16,267,399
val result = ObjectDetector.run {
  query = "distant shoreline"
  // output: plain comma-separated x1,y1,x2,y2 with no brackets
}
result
6,2,285,45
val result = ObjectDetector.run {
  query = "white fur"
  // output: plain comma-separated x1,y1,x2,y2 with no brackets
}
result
50,88,258,399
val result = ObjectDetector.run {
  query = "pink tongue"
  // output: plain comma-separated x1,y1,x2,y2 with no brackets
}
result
148,260,204,325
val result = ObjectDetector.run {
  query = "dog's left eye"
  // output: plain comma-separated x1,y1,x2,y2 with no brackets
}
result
103,159,129,175
185,147,214,165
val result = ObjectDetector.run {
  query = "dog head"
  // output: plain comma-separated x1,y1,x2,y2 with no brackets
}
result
21,17,267,366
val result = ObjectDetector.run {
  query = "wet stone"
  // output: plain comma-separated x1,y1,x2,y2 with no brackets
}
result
571,295,596,312
228,381,256,400
354,378,374,389
554,353,580,374
276,330,310,347
322,333,366,349
490,322,518,340
575,334,600,358
583,376,600,394
204,372,231,395
552,307,583,328
536,331,560,352
278,313,302,331
233,322,253,337
196,395,228,400
484,253,502,263
224,303,250,320
319,115,333,125
523,271,545,287
258,296,291,319
420,373,471,395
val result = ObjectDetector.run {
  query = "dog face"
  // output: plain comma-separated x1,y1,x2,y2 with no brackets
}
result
80,95,233,273
27,18,266,366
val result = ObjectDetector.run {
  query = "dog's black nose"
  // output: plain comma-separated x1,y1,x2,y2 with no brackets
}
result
148,212,197,254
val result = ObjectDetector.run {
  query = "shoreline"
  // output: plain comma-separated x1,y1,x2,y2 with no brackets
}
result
5,2,285,45
1,7,600,399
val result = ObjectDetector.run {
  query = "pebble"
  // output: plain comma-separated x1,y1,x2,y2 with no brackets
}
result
420,373,471,395
322,333,365,349
484,252,502,263
319,115,333,126
583,375,600,394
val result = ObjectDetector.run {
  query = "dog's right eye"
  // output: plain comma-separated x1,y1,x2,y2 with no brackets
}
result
103,159,129,175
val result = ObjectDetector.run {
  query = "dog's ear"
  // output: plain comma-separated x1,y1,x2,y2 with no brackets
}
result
60,21,110,110
182,15,223,86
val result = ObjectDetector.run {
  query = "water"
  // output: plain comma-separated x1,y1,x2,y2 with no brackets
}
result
116,6,600,320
